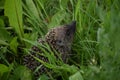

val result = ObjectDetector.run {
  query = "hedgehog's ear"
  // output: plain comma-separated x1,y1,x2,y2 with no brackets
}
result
66,21,76,36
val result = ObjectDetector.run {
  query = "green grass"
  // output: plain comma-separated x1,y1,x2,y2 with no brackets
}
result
0,0,120,80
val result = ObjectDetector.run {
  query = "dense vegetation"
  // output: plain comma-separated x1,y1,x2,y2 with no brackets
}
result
0,0,120,80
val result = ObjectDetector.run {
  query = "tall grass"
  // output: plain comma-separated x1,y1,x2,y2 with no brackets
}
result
0,0,120,80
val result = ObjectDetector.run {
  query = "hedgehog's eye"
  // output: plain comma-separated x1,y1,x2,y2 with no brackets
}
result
57,40,62,43
56,40,64,46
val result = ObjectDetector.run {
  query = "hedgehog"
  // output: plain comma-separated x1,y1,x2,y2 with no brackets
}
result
23,21,76,78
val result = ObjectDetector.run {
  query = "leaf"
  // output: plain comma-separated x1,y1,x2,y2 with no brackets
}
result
0,40,8,45
24,32,38,49
0,18,11,45
89,66,100,73
4,0,24,39
9,66,32,80
69,71,84,80
0,18,4,26
0,28,10,42
10,37,18,54
25,0,40,20
59,0,69,10
0,0,5,9
48,10,67,28
36,0,49,19
75,0,81,20
38,74,49,80
0,64,9,77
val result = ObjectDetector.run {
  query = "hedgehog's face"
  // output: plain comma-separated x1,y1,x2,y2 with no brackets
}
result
46,21,76,54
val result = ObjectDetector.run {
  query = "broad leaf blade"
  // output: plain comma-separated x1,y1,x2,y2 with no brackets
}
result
4,0,24,39
0,18,10,45
10,37,18,54
0,64,9,77
48,10,67,28
25,0,40,20
9,66,32,80
69,71,84,80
